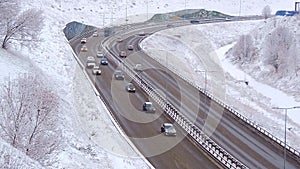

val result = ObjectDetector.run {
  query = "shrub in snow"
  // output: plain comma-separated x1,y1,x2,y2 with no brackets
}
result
262,26,295,75
227,34,256,64
262,5,272,19
0,74,61,166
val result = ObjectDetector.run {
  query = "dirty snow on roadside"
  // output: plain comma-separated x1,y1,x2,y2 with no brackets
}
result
140,20,300,151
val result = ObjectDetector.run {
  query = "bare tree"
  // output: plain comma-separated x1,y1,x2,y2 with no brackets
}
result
230,34,255,63
262,5,272,19
263,26,294,74
0,0,44,49
0,74,61,166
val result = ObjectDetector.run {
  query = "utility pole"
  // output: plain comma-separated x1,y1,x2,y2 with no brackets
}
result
272,106,300,169
195,70,218,92
126,0,128,26
147,0,149,20
239,0,242,17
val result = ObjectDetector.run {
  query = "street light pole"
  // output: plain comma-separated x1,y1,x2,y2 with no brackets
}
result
125,0,128,25
272,106,300,169
195,70,209,92
239,0,241,17
147,0,149,20
155,49,176,103
184,0,187,20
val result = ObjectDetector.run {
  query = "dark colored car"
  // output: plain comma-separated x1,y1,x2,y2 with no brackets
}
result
127,45,134,50
143,102,156,113
100,57,108,65
190,20,200,24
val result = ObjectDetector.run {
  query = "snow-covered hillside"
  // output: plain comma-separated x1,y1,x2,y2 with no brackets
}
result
1,0,299,168
227,16,300,100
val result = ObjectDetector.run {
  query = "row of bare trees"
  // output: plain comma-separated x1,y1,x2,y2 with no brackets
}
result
0,74,61,166
0,0,43,49
229,24,299,76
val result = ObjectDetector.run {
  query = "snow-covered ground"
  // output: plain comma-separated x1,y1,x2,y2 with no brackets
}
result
1,0,300,168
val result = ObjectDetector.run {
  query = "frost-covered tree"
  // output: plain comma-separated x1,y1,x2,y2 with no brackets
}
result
0,0,44,49
262,5,272,19
0,74,61,165
230,34,255,63
263,26,294,74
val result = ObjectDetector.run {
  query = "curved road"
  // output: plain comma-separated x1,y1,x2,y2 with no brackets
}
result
70,19,300,169
70,30,222,169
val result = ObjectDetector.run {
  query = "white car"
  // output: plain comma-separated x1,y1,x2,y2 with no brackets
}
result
80,45,88,52
81,37,87,43
86,62,96,69
86,56,95,63
116,37,123,42
114,70,125,80
92,66,101,75
96,52,104,58
133,64,142,72
161,123,176,136
119,51,126,58
92,32,98,37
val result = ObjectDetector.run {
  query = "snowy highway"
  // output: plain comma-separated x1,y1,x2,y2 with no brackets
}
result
70,19,300,169
71,33,222,168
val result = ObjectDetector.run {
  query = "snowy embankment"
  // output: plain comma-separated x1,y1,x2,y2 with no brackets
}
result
140,19,300,151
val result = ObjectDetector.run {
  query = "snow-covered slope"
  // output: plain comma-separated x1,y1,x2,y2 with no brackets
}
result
227,16,300,101
1,0,299,168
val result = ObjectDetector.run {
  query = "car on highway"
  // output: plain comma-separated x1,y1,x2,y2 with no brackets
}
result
96,51,104,58
190,20,200,24
161,123,176,136
133,64,142,72
86,62,96,69
86,56,95,63
100,57,108,65
166,24,174,28
116,37,123,43
138,31,146,36
119,51,126,58
126,83,136,92
80,45,88,52
143,102,155,113
225,17,232,21
127,45,134,50
81,37,87,43
92,32,98,37
114,70,125,80
92,66,101,75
